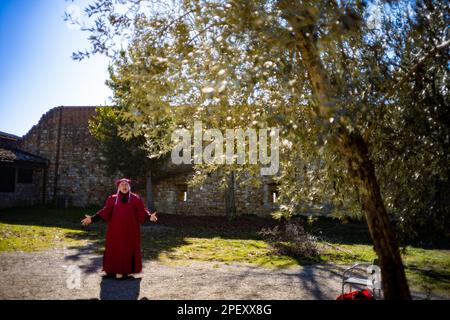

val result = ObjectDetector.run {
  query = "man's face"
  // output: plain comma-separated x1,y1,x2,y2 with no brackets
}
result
118,181,130,193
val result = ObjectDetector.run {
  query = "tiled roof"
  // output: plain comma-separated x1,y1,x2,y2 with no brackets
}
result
0,131,21,141
0,147,49,165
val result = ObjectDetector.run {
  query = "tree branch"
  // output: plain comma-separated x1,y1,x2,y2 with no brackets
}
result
385,38,450,99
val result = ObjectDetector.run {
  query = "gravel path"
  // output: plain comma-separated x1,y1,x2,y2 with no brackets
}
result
0,244,347,300
0,242,444,300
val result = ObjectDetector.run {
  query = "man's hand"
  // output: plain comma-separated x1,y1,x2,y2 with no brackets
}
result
149,211,158,222
81,215,92,226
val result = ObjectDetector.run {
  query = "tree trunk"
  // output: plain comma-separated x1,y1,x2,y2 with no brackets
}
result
338,130,411,299
279,4,411,299
225,171,236,220
146,171,155,212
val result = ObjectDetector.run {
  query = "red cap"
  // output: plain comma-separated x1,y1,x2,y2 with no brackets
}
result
115,178,131,187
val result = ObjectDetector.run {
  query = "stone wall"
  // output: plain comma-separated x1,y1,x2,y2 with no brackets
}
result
0,165,45,208
153,174,225,216
235,179,278,216
20,106,114,207
15,106,279,216
153,173,278,216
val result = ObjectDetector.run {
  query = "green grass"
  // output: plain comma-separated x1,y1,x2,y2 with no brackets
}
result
0,207,448,297
0,207,104,252
402,247,450,297
0,223,85,252
316,243,450,297
141,234,450,296
152,236,299,268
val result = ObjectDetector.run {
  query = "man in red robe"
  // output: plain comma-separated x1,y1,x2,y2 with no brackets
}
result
81,178,157,279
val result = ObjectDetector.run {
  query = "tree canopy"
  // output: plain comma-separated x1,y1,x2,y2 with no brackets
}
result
73,0,450,299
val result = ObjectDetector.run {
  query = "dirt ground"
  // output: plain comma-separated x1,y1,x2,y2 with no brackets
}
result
0,243,351,300
1,244,442,300
0,218,445,300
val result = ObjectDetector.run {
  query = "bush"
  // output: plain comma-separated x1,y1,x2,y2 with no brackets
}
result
258,221,321,259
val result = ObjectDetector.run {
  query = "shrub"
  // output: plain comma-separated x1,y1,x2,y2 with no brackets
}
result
258,221,321,259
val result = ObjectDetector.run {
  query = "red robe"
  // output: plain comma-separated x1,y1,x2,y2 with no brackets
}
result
96,192,149,274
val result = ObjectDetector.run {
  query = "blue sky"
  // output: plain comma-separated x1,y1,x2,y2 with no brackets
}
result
0,0,112,137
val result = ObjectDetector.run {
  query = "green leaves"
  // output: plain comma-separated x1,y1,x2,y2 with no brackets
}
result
79,0,449,244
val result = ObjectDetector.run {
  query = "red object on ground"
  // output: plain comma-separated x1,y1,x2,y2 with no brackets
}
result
96,193,149,274
336,289,374,300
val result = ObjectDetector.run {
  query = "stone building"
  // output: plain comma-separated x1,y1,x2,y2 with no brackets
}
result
17,107,114,208
0,131,49,207
152,173,278,216
0,106,279,216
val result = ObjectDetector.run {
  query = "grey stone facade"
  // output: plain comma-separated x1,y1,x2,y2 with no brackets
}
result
153,173,278,216
2,106,279,216
0,169,46,208
19,106,114,207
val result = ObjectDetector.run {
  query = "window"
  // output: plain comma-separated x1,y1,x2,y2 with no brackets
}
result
271,190,279,203
0,167,16,192
18,168,33,184
268,183,279,203
177,184,188,202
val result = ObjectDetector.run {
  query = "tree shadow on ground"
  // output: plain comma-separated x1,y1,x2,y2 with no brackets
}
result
2,207,449,299
0,207,374,275
1,207,446,274
295,216,373,246
293,264,345,299
184,261,346,299
0,207,279,270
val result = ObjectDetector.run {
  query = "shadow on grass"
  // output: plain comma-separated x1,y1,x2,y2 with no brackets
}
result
407,265,450,284
2,207,448,299
0,207,276,273
1,207,443,266
292,216,373,246
0,207,370,269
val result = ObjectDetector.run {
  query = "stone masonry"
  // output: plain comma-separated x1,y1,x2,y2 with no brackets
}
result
16,106,278,216
20,106,113,207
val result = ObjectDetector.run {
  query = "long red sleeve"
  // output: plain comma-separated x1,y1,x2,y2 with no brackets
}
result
134,195,150,224
95,196,114,222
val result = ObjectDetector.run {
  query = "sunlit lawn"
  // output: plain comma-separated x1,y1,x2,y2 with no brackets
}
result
0,223,84,252
0,207,448,297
